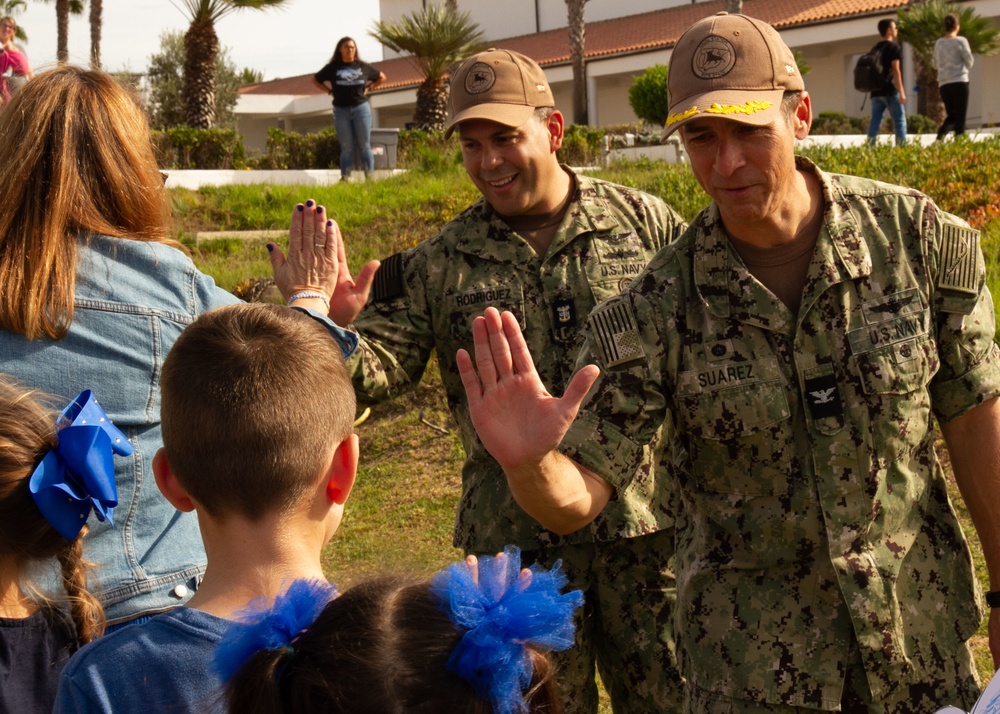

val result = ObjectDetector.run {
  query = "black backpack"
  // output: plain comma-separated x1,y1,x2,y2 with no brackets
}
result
854,45,891,94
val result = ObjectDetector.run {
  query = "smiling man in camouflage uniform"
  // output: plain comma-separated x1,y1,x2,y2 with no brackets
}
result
326,49,687,713
457,13,1000,713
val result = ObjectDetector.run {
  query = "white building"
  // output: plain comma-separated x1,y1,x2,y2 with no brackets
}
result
235,0,1000,151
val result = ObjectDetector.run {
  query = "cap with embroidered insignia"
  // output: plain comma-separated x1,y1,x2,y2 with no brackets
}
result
662,12,804,139
445,49,554,138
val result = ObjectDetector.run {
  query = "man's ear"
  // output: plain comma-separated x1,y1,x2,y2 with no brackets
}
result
152,448,196,513
792,91,813,141
547,110,565,152
325,433,359,506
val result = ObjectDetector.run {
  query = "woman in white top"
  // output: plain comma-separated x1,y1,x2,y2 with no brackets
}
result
932,13,974,140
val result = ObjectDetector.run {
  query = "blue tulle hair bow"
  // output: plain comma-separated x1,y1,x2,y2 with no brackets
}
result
430,545,584,714
213,578,338,683
28,390,131,542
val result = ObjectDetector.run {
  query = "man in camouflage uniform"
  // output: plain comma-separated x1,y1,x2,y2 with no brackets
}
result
458,14,1000,713
326,49,687,712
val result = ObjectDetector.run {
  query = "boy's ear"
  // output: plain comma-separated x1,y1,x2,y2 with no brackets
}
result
152,447,196,513
325,433,359,506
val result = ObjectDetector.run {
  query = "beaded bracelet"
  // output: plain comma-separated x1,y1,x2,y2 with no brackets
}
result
288,290,330,311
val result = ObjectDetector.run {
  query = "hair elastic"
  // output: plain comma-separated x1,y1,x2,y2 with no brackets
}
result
430,545,584,714
212,579,338,683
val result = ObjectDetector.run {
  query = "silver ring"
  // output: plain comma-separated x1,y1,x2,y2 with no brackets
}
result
314,242,325,247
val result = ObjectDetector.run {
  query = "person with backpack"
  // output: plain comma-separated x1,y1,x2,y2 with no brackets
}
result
866,18,907,146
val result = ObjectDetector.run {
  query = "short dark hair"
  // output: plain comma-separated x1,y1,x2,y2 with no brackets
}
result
160,303,355,520
224,576,563,714
878,18,896,37
944,13,960,32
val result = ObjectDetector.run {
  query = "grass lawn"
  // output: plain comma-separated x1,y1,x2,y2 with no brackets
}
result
184,140,1000,708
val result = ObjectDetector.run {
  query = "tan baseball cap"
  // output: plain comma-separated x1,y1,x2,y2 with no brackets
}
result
662,12,803,139
445,49,554,138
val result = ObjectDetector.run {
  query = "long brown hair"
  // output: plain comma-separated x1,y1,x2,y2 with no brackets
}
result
0,375,105,644
330,36,361,65
0,65,178,340
224,577,563,714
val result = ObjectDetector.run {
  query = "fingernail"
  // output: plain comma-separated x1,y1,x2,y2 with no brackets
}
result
305,199,315,208
327,220,333,227
266,244,274,252
318,205,324,213
296,204,303,212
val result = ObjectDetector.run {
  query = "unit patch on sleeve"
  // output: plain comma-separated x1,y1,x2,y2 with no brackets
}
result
588,297,644,368
371,252,404,303
938,224,980,296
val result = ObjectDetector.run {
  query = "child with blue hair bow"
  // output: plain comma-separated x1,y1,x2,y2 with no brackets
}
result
0,376,125,714
215,546,583,714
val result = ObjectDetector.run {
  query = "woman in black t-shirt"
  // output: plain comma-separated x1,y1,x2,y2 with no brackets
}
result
313,37,386,181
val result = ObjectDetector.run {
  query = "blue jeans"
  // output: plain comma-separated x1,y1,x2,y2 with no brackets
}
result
867,92,907,146
333,102,374,175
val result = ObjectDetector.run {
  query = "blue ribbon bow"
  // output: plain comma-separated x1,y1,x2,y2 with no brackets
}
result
28,390,131,541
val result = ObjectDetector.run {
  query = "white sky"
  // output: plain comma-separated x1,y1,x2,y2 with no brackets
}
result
11,0,383,81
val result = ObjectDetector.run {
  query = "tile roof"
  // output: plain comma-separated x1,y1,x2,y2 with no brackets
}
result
240,0,905,96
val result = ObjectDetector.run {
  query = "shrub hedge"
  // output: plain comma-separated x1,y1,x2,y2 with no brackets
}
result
152,113,957,171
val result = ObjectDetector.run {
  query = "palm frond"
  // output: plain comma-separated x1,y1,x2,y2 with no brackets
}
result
170,0,288,25
370,4,486,80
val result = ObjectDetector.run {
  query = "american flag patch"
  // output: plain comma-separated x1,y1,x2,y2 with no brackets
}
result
372,252,404,302
938,224,980,296
589,298,644,368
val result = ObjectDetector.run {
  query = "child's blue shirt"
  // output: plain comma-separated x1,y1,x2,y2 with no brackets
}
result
53,607,230,714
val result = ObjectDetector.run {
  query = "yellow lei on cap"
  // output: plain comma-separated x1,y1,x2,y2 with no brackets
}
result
666,99,773,127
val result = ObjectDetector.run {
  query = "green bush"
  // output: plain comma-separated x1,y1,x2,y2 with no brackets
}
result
810,112,868,135
808,111,938,136
558,124,604,166
251,127,341,170
396,128,461,172
152,127,245,169
628,64,669,127
907,113,938,134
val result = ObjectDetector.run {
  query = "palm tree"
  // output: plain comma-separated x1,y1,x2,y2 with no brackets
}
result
566,0,588,125
370,4,486,131
43,0,83,63
173,0,288,129
89,0,101,68
897,0,999,121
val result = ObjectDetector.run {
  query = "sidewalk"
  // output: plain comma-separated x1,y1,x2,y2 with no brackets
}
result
164,168,405,190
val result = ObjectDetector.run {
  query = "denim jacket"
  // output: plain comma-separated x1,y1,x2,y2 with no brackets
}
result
1,235,358,624
0,235,242,624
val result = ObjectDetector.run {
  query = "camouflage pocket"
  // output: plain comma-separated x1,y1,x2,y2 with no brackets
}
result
678,379,794,496
852,333,937,466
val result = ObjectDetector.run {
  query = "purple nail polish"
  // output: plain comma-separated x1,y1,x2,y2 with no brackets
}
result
305,199,315,208
327,220,333,227
296,204,303,212
318,205,324,213
267,244,274,252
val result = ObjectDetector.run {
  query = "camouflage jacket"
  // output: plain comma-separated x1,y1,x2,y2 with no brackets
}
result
347,168,687,552
560,158,1000,707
